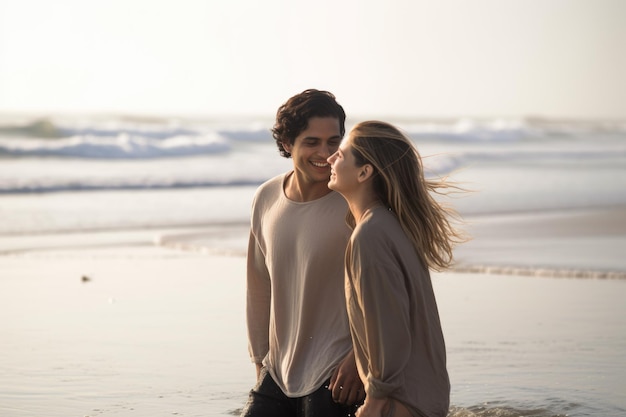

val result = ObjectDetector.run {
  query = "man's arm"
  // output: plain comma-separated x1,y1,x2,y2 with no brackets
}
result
246,231,271,378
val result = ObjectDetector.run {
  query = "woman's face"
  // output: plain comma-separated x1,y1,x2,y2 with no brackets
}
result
327,135,362,195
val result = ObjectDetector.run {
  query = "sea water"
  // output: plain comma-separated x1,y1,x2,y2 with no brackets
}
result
1,115,625,416
2,115,626,212
2,115,625,270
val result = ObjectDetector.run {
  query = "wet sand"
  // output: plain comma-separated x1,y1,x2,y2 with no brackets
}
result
453,206,626,278
0,206,625,416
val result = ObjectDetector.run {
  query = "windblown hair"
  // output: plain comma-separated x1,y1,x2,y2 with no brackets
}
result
272,89,346,158
349,121,465,271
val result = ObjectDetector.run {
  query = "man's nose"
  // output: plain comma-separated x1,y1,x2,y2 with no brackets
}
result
319,144,333,157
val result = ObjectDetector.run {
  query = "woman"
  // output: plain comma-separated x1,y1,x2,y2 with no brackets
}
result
327,121,463,417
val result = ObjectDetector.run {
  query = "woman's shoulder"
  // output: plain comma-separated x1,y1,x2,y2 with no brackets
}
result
354,207,401,242
360,206,398,228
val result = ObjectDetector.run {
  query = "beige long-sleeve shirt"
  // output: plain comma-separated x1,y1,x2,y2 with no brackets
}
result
345,206,450,417
247,172,353,396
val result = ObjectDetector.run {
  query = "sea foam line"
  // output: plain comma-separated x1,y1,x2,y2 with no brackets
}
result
451,264,626,280
154,230,626,280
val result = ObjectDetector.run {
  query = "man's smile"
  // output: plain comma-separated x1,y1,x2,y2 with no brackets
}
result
311,161,330,168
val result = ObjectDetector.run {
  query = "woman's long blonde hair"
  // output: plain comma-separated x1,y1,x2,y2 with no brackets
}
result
349,121,465,271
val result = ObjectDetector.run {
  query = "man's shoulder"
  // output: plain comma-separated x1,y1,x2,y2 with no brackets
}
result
254,173,286,199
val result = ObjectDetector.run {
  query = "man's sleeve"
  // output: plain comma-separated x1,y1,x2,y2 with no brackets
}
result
246,231,271,363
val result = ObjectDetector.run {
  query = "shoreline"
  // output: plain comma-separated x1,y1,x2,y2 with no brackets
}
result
452,205,626,278
449,264,626,279
1,205,625,280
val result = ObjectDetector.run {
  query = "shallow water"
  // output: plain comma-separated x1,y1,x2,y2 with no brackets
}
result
436,273,626,417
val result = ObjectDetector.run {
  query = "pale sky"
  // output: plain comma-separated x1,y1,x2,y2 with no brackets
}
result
1,0,625,119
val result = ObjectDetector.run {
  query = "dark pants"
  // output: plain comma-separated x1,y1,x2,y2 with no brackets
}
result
241,367,360,417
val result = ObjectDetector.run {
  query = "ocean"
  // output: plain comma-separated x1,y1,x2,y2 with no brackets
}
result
1,114,625,416
2,115,625,228
2,114,625,274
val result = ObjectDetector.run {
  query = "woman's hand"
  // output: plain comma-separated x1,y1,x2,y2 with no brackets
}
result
356,397,413,417
356,397,389,417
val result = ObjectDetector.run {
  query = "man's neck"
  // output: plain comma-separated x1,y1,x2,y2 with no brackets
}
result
284,171,332,202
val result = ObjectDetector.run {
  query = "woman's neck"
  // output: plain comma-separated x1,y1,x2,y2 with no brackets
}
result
349,193,383,224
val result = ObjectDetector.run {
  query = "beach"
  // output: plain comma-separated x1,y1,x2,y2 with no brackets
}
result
1,116,625,416
0,190,625,417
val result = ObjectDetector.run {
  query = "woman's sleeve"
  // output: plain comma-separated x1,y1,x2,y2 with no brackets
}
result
351,236,412,398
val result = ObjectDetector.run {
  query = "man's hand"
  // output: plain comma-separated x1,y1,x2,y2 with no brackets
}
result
328,350,365,405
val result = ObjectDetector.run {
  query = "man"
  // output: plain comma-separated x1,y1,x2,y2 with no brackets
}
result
242,89,364,417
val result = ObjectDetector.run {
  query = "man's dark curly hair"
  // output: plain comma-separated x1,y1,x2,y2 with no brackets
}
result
271,89,346,158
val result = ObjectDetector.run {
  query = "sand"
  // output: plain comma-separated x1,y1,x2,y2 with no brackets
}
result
1,207,625,417
0,248,250,416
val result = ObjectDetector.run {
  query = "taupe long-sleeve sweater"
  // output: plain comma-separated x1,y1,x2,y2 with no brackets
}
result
247,172,353,396
345,206,450,417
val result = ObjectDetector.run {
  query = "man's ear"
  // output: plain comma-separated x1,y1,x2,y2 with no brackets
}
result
282,141,292,153
358,164,375,183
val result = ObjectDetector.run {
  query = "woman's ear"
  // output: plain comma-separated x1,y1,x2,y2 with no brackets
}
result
358,164,375,183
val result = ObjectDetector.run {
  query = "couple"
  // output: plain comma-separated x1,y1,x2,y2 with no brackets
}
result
242,89,461,417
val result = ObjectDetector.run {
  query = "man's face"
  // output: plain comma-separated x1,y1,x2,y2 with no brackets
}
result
283,116,342,187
